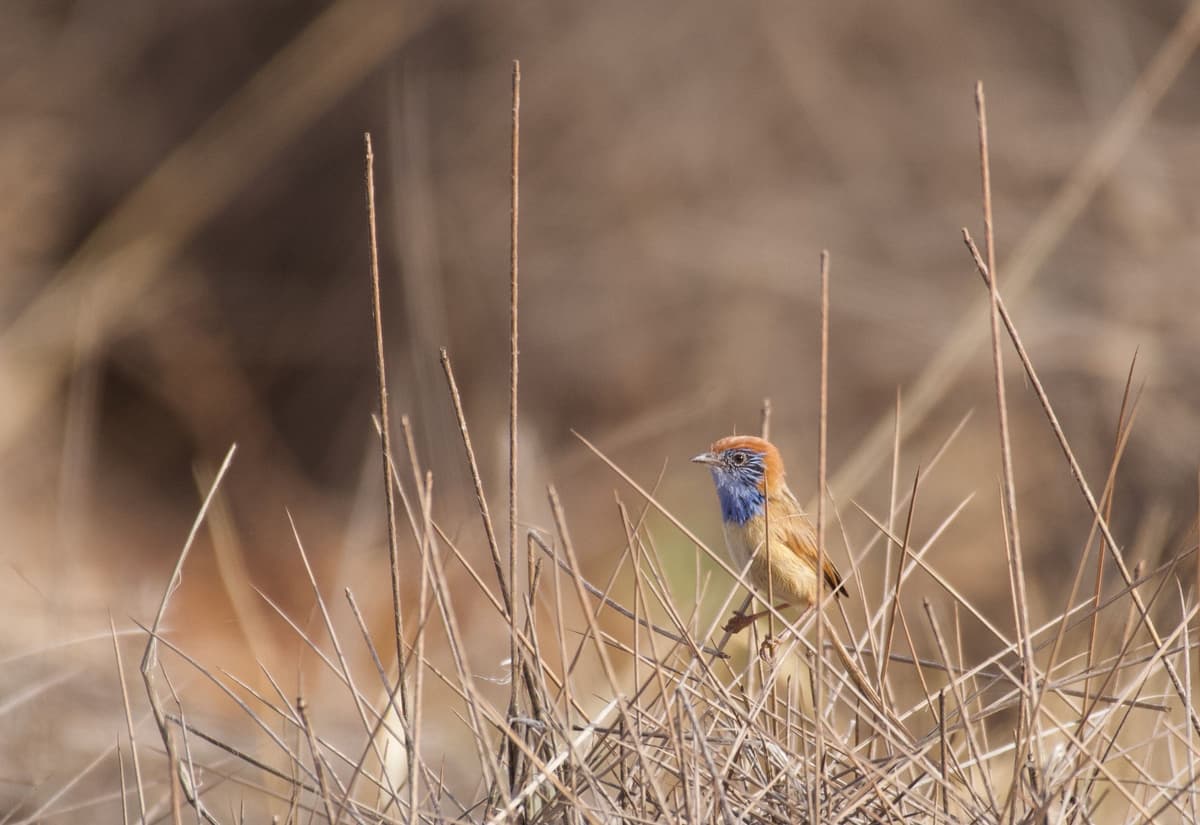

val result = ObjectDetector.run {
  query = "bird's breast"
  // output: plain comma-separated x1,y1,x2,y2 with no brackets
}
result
721,517,766,572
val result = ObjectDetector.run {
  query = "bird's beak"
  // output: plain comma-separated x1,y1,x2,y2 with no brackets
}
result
691,452,720,466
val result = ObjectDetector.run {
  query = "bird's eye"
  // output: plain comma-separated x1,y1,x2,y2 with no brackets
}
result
731,452,747,466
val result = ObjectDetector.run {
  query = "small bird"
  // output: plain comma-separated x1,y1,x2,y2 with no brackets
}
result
692,435,846,634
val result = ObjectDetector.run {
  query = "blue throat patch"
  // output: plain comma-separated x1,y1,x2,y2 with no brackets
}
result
712,472,766,525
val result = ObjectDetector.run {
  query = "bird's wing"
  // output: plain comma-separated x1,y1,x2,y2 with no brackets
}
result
820,551,848,598
778,490,848,599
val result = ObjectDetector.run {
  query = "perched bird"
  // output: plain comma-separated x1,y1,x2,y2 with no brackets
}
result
692,435,846,634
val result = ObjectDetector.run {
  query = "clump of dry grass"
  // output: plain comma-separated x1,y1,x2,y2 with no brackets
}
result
81,65,1200,825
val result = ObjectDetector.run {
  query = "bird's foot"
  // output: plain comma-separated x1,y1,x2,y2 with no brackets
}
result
722,602,792,635
722,611,757,635
758,635,780,662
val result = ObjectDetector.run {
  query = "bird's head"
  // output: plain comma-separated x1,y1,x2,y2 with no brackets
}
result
691,436,785,525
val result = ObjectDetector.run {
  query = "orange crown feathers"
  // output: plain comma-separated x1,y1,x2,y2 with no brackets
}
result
709,435,786,494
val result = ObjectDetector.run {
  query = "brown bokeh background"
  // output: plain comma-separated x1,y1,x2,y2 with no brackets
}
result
4,0,1200,817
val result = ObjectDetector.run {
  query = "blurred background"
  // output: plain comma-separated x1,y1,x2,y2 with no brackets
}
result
4,0,1200,818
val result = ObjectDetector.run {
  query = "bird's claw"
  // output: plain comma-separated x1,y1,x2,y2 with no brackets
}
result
723,612,755,635
758,635,780,662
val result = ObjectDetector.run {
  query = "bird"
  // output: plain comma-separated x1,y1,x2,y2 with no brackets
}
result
692,435,846,635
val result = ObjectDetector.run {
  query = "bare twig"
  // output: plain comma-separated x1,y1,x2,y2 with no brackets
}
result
297,695,339,825
164,726,183,825
110,616,148,825
973,83,1041,806
364,132,410,711
138,445,235,825
878,468,920,695
813,248,830,823
440,348,511,612
506,58,523,801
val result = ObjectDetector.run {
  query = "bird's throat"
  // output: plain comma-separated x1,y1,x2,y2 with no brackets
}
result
715,480,766,525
